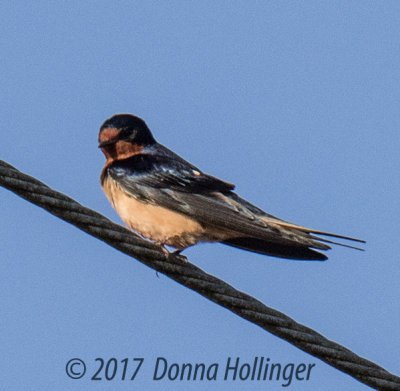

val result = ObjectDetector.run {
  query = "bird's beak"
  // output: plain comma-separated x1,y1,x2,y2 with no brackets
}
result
98,138,118,148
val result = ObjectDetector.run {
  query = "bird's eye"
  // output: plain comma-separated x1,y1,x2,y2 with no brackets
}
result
120,128,137,141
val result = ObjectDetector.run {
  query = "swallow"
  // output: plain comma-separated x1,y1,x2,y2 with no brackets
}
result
98,113,365,261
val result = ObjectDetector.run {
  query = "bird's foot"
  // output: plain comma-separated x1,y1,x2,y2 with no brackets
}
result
171,249,188,263
154,242,188,263
155,242,170,257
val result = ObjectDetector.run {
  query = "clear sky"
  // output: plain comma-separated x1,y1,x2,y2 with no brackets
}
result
1,1,399,390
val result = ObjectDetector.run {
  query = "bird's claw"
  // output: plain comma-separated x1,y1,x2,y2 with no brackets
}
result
174,252,188,263
155,242,188,263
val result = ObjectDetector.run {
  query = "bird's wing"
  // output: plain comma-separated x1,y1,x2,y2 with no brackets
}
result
107,154,341,255
109,152,235,193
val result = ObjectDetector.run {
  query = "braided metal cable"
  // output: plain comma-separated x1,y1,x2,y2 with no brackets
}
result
0,159,399,390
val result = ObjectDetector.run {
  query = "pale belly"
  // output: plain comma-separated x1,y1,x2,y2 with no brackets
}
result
102,175,211,249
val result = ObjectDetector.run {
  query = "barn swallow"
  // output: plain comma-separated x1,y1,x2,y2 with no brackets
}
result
98,114,364,260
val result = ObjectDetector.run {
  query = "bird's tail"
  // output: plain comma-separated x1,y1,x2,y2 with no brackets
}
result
222,237,329,260
222,220,365,261
270,221,365,251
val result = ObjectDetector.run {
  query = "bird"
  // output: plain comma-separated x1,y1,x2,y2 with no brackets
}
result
98,113,364,261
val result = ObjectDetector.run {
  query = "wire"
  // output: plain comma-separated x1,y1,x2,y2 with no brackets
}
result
0,159,399,391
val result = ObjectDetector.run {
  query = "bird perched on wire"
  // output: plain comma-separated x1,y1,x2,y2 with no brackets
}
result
98,114,364,261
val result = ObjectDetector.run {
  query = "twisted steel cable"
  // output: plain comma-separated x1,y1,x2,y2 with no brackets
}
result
0,159,399,391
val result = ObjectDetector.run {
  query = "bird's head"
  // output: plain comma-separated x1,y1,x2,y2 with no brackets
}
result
98,114,156,162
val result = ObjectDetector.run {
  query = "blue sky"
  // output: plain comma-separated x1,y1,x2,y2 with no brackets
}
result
1,1,399,390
